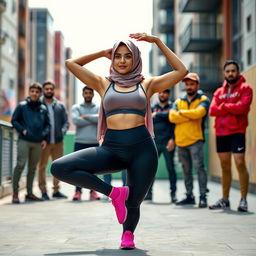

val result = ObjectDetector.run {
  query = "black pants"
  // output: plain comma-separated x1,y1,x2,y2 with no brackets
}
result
51,125,158,232
147,140,177,197
74,142,99,193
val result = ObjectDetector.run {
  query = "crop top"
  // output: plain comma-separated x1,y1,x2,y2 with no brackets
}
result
102,82,147,117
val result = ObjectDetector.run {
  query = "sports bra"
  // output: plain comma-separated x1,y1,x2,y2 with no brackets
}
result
103,82,147,117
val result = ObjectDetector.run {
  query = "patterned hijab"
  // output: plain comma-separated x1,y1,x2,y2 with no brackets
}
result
97,40,154,142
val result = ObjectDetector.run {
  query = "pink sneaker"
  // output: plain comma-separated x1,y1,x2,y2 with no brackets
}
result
120,230,135,249
89,190,101,200
72,191,81,201
110,186,129,224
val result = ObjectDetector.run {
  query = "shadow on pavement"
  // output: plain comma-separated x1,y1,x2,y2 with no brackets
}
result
45,248,149,256
213,209,255,215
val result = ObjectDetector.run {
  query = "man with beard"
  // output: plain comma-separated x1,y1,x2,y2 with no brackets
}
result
38,81,69,200
71,86,101,201
169,73,209,208
12,83,50,203
209,60,253,212
144,89,177,203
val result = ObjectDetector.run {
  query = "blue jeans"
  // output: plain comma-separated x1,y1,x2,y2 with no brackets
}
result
103,170,127,186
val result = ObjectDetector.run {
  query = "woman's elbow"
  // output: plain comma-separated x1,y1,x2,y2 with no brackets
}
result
182,68,189,77
65,59,74,68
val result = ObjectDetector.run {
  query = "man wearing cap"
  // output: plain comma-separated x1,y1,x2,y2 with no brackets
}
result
169,73,210,208
144,89,177,203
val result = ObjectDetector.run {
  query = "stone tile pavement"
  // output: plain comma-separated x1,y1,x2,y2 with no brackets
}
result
0,179,255,256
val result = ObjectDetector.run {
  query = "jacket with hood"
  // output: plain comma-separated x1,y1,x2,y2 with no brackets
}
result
209,75,253,136
11,97,50,142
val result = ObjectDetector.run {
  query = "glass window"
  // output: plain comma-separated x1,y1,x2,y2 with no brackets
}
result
247,48,252,66
246,15,251,33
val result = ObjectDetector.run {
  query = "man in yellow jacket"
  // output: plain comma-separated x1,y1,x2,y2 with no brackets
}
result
169,73,210,208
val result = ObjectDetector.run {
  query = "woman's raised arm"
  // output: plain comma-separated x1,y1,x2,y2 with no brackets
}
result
130,33,188,97
65,49,112,97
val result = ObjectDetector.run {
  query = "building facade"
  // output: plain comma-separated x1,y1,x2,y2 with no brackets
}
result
29,8,54,84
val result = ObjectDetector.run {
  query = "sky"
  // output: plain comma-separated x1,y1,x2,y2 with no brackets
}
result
29,0,153,103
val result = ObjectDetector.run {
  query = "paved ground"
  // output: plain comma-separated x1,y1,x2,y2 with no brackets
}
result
0,179,256,256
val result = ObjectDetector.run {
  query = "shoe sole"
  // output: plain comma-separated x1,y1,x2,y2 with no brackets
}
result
120,246,135,250
199,204,208,208
238,207,248,212
209,206,230,210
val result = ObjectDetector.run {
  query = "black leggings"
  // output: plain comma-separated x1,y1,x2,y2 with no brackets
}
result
51,125,158,232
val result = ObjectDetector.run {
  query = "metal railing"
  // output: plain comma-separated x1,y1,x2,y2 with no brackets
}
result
181,22,222,52
0,121,17,185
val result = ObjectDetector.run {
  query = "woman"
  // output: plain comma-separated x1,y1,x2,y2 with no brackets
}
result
51,33,187,249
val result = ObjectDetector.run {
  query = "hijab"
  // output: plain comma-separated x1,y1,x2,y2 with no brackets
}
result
97,40,154,141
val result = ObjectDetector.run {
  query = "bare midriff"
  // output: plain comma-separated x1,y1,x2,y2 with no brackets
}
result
106,113,145,130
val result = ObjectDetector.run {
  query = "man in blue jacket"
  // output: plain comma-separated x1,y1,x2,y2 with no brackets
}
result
38,81,69,200
11,82,50,203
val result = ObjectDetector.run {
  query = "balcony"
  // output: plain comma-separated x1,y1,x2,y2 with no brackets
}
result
180,0,221,13
0,0,6,12
180,22,222,52
189,65,222,93
158,0,174,10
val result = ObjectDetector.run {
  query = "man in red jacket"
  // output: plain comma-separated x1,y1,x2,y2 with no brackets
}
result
209,60,253,212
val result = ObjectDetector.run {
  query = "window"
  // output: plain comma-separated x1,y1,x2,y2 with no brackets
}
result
246,15,251,33
247,48,252,66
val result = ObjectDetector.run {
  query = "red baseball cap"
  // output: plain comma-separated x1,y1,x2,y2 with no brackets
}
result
182,73,200,82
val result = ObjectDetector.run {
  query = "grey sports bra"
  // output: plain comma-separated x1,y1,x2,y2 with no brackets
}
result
103,82,147,117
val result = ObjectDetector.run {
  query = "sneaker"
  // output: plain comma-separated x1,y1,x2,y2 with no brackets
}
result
52,191,68,199
72,191,82,201
238,198,248,212
171,195,177,204
176,195,195,205
25,194,44,202
42,193,50,200
89,190,101,200
209,198,230,210
120,230,135,250
111,186,129,224
12,193,20,204
198,195,207,208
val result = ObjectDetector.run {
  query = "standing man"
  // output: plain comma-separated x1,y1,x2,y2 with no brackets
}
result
209,60,253,212
169,73,209,208
11,83,50,203
71,86,100,201
38,81,69,200
144,89,177,203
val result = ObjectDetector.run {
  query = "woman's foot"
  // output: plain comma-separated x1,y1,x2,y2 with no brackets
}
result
120,230,135,249
110,186,129,224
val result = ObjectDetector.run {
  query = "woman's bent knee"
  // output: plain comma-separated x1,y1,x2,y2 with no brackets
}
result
51,159,64,179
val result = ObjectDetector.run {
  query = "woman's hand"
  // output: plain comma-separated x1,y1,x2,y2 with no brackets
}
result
103,48,112,60
129,33,158,43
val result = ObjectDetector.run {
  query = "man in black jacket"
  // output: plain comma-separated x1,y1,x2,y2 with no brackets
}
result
38,81,69,200
11,82,50,203
144,89,177,203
